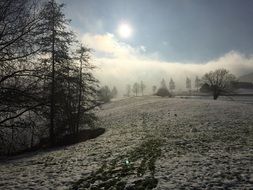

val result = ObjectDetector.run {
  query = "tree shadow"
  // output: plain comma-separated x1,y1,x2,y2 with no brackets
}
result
0,128,105,161
52,128,106,147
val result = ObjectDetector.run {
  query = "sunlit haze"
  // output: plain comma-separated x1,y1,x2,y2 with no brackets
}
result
117,23,133,38
59,0,253,94
1,1,253,189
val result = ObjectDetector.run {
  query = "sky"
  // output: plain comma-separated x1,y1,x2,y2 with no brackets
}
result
59,0,253,92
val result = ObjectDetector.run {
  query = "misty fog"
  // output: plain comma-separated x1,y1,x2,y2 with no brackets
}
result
81,33,253,95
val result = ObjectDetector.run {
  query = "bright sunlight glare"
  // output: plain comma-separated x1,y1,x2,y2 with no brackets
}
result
117,23,133,38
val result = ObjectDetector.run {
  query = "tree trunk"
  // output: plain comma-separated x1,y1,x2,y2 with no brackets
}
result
50,1,56,145
76,49,83,134
213,91,219,100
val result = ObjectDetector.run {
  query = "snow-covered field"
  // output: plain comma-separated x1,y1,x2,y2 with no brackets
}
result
0,96,253,189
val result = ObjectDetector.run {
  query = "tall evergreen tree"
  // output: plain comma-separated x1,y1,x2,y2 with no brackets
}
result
76,45,86,133
39,0,75,144
0,0,100,155
75,45,98,133
160,79,167,89
156,78,171,97
169,78,175,91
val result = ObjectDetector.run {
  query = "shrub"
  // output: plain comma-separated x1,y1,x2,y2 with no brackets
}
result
156,88,172,97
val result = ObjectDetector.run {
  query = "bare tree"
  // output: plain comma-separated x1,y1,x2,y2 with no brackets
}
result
140,81,146,96
132,82,140,96
186,77,191,92
0,0,41,64
202,69,236,100
152,85,157,94
195,76,201,92
111,86,118,98
125,84,131,97
0,0,46,154
0,0,100,155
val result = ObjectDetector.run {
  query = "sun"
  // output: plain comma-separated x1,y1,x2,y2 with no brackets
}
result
117,23,133,38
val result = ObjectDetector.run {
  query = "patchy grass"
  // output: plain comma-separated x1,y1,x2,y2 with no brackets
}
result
2,97,253,189
71,137,162,190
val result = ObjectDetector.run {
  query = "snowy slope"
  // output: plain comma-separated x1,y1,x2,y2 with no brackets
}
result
0,96,253,189
239,72,253,83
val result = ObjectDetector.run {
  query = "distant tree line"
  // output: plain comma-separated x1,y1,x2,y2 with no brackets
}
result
123,81,146,97
122,69,236,100
0,0,99,155
185,69,237,100
124,79,174,97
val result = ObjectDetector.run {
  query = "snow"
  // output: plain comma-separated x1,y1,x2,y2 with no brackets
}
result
0,96,253,189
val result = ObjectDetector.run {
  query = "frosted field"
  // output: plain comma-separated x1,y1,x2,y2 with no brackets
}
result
0,96,253,189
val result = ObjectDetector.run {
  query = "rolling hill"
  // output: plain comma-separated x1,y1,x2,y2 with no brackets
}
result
239,72,253,83
0,96,253,189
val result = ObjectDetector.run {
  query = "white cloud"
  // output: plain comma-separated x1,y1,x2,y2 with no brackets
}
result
81,33,138,58
81,33,253,94
139,45,146,52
